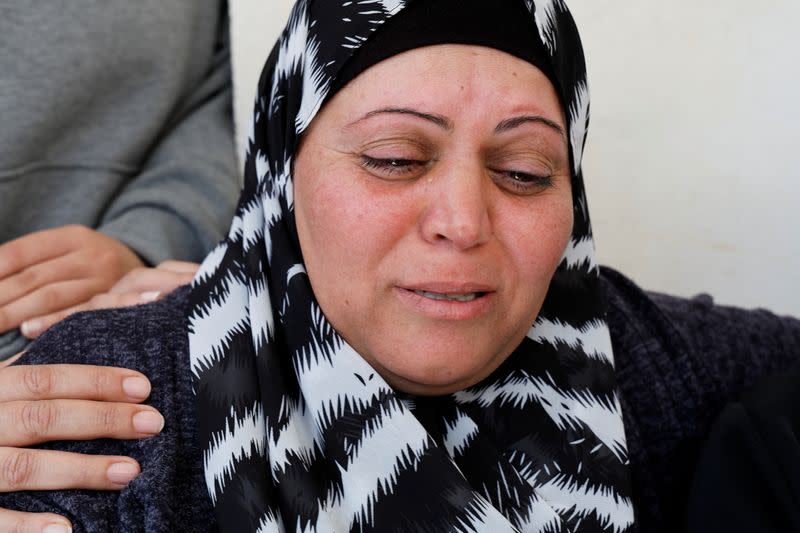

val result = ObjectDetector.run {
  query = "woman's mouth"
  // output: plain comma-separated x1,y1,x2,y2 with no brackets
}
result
412,290,486,302
396,285,494,320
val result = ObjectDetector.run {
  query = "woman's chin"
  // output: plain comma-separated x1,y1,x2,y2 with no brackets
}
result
373,353,505,396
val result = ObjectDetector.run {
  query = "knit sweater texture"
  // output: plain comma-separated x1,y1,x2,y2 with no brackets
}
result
1,267,798,533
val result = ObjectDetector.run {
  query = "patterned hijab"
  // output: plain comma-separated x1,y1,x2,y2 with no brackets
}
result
188,1,635,531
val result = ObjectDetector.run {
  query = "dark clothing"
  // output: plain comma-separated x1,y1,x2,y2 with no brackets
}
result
1,285,212,532
685,363,800,533
1,267,798,533
603,268,800,533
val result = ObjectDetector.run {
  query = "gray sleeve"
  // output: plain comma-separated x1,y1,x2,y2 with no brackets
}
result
99,6,239,265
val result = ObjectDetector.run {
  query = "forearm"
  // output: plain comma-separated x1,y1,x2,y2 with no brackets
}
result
100,10,239,265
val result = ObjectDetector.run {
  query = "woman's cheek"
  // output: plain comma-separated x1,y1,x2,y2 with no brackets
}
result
510,199,573,286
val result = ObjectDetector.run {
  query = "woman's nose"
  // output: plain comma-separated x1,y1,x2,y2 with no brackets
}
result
419,161,491,250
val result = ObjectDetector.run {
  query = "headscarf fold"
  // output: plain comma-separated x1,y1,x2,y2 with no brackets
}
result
189,1,636,531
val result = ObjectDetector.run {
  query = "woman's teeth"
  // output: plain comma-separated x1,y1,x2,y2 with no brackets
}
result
414,290,480,302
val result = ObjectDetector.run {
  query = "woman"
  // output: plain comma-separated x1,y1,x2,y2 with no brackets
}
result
1,1,798,532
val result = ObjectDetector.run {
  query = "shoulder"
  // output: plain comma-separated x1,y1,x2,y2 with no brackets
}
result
601,265,800,396
600,266,800,533
600,266,719,419
19,286,191,370
4,286,215,531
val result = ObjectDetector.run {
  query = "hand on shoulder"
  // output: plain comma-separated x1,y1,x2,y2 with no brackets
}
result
0,360,164,532
0,225,198,339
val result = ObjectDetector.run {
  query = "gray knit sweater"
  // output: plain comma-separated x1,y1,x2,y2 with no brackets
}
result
0,0,240,358
1,267,798,533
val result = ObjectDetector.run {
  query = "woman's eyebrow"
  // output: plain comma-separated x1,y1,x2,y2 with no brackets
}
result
347,107,454,131
494,115,565,139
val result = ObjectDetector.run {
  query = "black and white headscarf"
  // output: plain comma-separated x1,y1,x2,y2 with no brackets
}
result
188,1,635,531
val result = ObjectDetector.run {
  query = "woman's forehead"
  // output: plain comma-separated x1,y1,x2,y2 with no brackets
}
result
323,44,565,127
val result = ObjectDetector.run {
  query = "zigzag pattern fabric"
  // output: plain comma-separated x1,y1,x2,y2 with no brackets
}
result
188,1,635,531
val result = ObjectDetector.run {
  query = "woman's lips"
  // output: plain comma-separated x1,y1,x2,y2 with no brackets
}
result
411,290,482,302
394,284,495,320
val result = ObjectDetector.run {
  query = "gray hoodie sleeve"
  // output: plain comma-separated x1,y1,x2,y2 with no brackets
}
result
99,5,239,265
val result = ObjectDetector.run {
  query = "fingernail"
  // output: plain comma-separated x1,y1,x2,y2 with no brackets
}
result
21,319,43,338
106,461,140,486
140,291,161,303
122,376,151,400
133,410,164,434
43,523,72,533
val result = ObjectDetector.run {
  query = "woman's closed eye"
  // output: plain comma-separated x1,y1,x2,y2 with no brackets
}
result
485,144,565,195
489,168,554,195
360,155,428,178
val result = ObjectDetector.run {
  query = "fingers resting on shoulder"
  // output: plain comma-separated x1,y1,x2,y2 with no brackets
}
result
20,260,199,339
0,507,74,533
0,364,164,531
0,226,144,336
0,225,199,339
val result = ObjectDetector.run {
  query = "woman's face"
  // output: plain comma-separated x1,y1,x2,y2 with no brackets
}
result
294,44,573,395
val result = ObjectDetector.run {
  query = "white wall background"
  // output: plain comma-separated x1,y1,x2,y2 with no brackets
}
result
230,0,800,315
